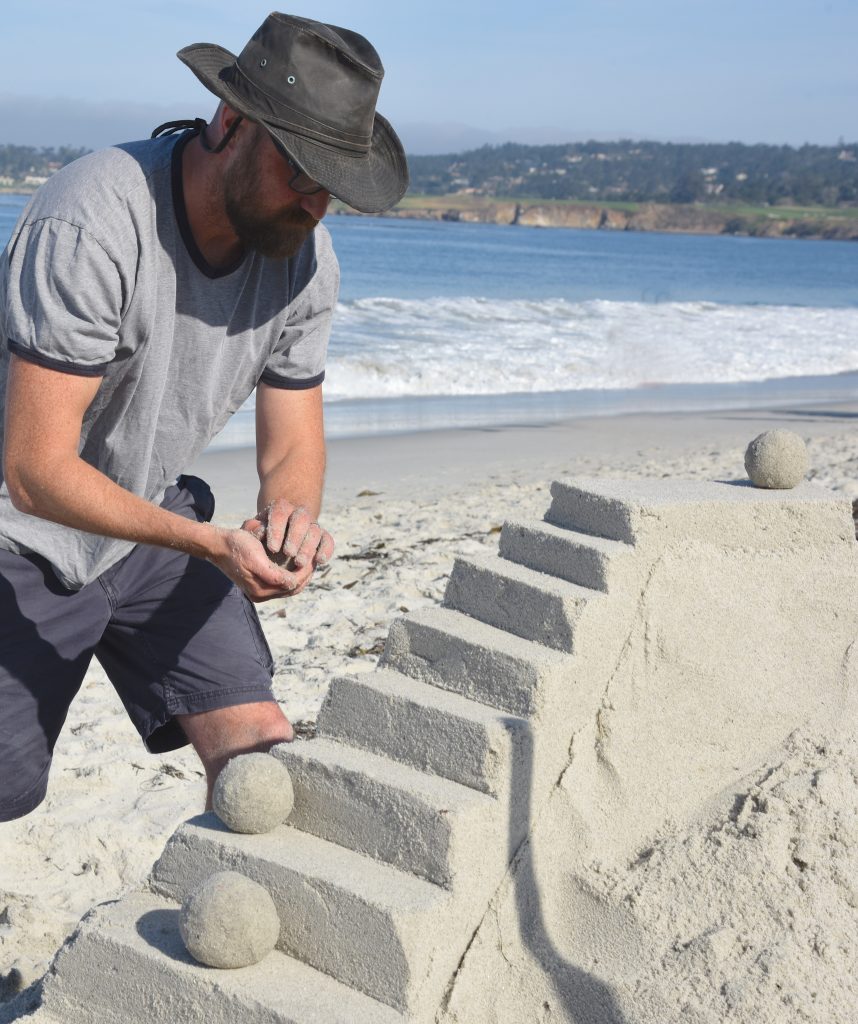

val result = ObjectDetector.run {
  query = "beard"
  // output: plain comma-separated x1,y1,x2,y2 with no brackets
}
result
222,143,318,260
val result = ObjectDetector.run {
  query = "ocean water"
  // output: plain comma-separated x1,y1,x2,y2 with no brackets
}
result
2,191,857,446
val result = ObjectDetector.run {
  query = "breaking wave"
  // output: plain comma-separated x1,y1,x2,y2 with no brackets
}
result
324,296,858,400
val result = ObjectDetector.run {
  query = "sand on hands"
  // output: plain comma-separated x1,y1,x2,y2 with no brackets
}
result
1,406,857,1020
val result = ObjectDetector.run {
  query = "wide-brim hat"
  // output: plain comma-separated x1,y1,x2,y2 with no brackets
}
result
178,13,409,214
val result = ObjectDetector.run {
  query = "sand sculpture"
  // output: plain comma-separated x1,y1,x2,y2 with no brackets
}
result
744,428,809,488
179,871,280,969
212,752,295,835
25,461,858,1024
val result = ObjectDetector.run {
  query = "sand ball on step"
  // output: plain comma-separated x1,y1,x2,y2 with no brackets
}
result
212,752,294,835
180,870,280,969
744,430,809,489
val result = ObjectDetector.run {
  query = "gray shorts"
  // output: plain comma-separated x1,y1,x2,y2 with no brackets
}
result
0,476,275,822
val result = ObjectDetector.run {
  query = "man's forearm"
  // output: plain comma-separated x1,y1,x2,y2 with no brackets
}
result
8,451,225,561
3,357,297,601
255,444,326,520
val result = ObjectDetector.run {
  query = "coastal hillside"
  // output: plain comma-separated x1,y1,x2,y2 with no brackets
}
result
5,138,858,208
407,139,858,208
375,139,858,241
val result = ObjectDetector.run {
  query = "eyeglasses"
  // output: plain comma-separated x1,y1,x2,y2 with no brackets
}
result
281,152,326,196
194,113,329,196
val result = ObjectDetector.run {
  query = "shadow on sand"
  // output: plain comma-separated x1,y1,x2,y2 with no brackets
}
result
504,724,630,1024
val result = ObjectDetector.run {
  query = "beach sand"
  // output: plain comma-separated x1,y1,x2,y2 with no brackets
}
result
1,400,857,1017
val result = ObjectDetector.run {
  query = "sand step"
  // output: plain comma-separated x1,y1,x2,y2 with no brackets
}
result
271,737,503,888
381,606,568,718
442,552,599,651
316,668,531,797
545,479,641,543
542,477,846,548
151,817,449,1012
40,889,405,1024
499,519,632,592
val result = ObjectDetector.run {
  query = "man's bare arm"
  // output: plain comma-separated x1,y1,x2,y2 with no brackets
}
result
3,355,298,600
244,382,334,592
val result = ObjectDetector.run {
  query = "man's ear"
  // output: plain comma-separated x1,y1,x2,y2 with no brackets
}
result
219,103,237,126
209,104,246,155
219,104,241,136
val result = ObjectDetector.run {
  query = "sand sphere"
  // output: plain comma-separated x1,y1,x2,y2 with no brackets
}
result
744,430,809,489
179,871,280,969
213,752,294,835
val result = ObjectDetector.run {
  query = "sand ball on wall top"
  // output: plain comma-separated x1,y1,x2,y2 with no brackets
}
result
744,430,809,489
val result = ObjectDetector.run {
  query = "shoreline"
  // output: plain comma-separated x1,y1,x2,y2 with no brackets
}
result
192,394,858,523
5,187,857,242
205,370,858,463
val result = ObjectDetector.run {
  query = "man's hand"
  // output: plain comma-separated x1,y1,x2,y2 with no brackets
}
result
207,526,306,603
240,499,335,597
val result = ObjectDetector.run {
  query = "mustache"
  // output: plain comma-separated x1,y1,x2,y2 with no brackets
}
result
273,207,318,230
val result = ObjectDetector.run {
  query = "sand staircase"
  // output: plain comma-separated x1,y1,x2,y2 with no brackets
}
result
28,478,857,1024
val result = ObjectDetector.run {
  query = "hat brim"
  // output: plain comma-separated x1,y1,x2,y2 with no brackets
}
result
178,43,409,214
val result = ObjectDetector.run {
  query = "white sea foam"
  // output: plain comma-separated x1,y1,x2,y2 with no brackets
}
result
323,296,858,400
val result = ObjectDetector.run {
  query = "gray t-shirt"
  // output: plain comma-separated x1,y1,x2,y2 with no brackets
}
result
0,131,339,589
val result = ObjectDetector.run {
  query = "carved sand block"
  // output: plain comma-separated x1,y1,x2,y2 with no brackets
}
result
35,478,857,1024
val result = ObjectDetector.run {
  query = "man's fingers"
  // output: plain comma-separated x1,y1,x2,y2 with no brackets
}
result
313,530,335,566
249,560,313,601
263,501,292,555
283,506,313,560
244,504,332,576
240,517,266,540
282,560,315,596
250,546,299,590
231,528,297,589
246,579,299,602
293,522,322,568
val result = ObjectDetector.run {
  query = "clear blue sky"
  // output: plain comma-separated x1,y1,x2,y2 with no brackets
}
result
1,0,856,151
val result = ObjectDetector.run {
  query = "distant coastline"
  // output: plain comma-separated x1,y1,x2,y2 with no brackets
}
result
332,193,858,242
5,185,858,242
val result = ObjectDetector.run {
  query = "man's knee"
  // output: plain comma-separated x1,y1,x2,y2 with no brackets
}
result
176,700,294,776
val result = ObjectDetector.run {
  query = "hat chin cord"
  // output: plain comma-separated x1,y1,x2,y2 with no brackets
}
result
151,116,242,154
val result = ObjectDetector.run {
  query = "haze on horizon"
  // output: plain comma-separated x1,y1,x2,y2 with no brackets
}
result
1,0,855,154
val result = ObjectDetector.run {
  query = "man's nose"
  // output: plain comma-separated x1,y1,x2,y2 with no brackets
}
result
299,189,331,221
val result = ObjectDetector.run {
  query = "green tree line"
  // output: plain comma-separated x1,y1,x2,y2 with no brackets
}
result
0,144,89,180
407,140,858,207
5,138,858,208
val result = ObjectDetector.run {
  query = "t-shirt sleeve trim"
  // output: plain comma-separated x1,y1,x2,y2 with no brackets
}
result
7,339,109,378
259,369,325,391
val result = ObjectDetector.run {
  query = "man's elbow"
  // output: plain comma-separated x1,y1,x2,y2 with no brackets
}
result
3,456,40,516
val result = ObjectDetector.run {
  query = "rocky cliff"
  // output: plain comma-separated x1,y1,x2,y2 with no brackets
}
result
333,198,858,241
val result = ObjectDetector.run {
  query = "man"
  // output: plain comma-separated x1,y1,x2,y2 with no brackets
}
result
0,13,408,821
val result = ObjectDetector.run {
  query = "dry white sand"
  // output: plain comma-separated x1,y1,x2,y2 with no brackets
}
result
1,401,856,1018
